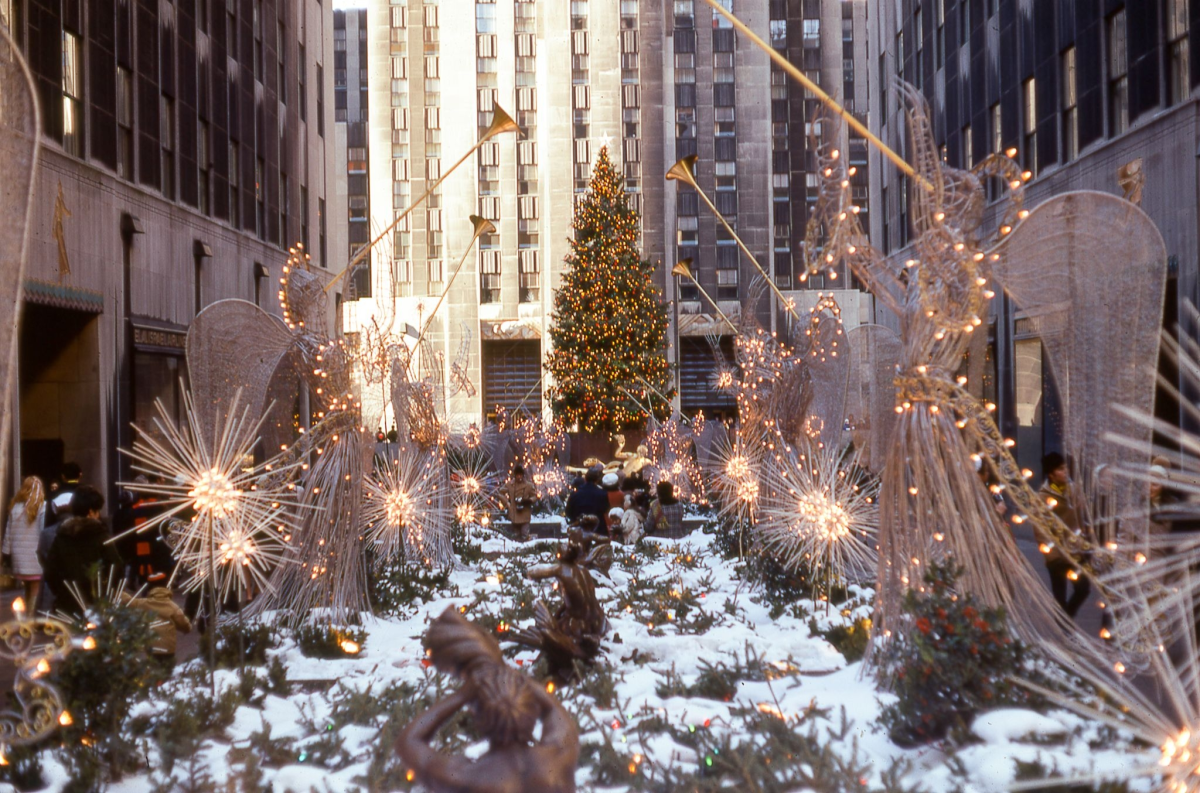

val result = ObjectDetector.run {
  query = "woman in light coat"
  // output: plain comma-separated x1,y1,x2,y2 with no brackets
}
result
3,476,45,608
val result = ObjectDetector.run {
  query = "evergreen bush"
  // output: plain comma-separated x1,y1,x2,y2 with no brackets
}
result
877,559,1027,745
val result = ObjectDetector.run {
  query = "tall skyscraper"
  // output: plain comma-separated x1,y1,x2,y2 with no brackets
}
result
351,0,871,432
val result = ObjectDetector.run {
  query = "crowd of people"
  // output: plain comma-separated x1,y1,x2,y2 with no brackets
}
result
2,463,192,668
503,463,686,544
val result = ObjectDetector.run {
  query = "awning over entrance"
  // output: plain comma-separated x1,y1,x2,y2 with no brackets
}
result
23,279,104,313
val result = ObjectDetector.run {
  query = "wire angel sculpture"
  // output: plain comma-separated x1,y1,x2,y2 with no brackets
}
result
189,248,380,623
1088,304,1200,659
643,417,707,504
449,322,478,399
814,86,1149,660
0,25,40,492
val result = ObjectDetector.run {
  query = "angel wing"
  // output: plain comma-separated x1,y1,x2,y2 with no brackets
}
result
0,29,39,483
186,299,296,440
799,297,851,451
990,190,1168,516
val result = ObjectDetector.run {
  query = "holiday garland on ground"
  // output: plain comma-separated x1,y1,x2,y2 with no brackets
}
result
545,146,673,431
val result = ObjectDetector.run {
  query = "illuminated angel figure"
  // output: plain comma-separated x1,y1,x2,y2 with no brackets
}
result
815,87,1165,656
757,443,878,598
363,443,452,567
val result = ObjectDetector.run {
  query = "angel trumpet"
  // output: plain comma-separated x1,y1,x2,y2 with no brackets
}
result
667,156,799,321
326,105,521,293
408,214,497,365
697,0,928,191
672,257,737,334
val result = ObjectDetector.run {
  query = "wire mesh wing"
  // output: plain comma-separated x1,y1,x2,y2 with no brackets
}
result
990,191,1167,522
186,299,296,438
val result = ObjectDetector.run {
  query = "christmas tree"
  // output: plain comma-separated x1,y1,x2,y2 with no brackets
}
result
545,147,674,432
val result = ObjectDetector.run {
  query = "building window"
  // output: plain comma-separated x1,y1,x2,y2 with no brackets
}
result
1108,9,1128,136
117,66,133,178
317,64,325,137
300,185,309,252
197,0,208,34
298,44,306,121
318,197,327,267
254,262,267,306
959,0,970,49
199,121,211,215
226,0,237,63
914,8,923,89
279,172,288,246
1061,47,1077,160
161,97,175,199
277,22,286,103
1022,77,1036,175
253,0,264,82
1168,0,1190,106
990,102,1001,153
255,157,265,238
61,31,83,157
935,0,944,69
228,141,240,227
962,123,972,167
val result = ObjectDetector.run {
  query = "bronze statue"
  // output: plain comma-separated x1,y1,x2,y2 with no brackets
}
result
396,607,580,793
567,517,613,576
511,537,608,681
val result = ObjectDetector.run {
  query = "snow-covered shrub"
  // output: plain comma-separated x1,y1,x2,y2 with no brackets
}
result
50,599,163,792
877,560,1026,746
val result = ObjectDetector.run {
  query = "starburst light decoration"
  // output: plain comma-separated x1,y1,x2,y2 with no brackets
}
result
363,443,452,567
174,506,293,601
119,389,303,585
757,443,878,595
709,427,768,525
449,450,499,527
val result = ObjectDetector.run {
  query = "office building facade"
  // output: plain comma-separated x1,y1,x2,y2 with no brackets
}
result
5,0,335,499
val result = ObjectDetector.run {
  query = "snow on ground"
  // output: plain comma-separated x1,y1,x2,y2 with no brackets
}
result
37,524,1156,793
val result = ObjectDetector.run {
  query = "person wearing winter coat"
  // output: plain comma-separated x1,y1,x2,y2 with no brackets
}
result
644,481,685,539
505,466,539,542
565,467,609,523
44,486,124,614
120,572,192,669
3,476,46,608
1036,452,1091,619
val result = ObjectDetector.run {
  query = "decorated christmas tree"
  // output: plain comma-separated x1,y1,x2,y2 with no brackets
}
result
545,147,674,432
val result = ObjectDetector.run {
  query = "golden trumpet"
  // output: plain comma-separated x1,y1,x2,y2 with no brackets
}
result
408,214,497,365
671,257,736,334
667,156,799,321
326,105,521,293
697,0,928,191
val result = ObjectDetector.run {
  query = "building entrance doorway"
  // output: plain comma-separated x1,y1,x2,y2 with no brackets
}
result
19,303,102,491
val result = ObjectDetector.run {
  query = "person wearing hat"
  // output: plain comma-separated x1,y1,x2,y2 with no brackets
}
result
120,570,193,671
505,466,539,542
601,471,625,513
1037,452,1091,619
